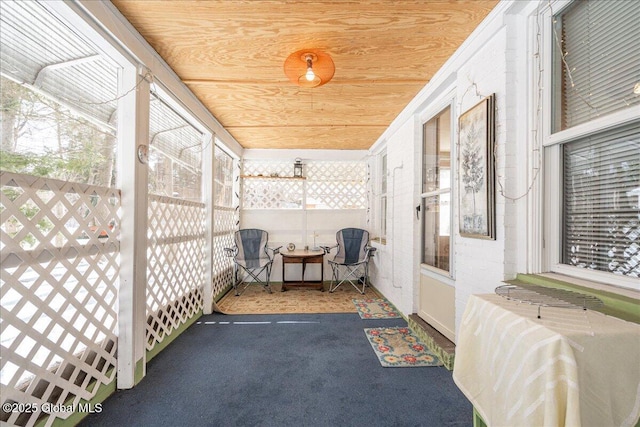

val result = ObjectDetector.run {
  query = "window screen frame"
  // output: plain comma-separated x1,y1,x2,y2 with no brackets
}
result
541,0,640,290
420,104,453,276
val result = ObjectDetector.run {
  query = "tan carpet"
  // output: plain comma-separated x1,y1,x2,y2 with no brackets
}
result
216,282,382,314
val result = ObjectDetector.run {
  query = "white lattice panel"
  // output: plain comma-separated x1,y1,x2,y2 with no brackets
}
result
146,195,205,351
306,162,368,209
212,148,238,298
241,160,368,210
212,207,236,297
242,179,303,209
303,161,364,181
1,172,119,427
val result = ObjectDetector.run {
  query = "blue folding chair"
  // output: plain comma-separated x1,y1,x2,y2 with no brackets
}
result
224,229,281,296
322,228,376,294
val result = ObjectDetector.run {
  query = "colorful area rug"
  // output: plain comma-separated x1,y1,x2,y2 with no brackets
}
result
364,326,442,367
353,298,401,319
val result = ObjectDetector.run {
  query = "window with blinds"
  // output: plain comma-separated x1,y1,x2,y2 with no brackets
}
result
563,121,640,277
552,0,640,132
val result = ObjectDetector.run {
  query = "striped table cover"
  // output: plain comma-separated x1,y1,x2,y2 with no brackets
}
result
453,293,640,427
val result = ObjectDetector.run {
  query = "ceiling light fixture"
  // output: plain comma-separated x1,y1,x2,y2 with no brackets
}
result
305,55,315,81
284,49,335,88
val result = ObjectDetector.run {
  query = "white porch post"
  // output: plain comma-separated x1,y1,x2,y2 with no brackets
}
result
117,65,150,389
203,134,214,314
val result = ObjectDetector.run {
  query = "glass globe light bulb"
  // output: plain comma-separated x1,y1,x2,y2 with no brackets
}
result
305,67,315,82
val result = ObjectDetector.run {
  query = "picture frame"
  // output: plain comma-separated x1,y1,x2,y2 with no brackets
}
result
458,94,495,239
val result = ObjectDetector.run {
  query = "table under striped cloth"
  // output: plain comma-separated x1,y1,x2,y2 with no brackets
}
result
453,293,640,427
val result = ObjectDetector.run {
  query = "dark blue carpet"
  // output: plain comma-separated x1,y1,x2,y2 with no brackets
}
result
80,313,471,427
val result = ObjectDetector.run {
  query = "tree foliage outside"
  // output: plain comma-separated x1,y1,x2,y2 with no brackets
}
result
0,76,117,187
1,77,118,248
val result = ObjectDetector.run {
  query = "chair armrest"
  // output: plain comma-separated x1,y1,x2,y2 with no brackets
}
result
320,245,337,254
268,245,282,255
223,247,236,257
366,246,377,257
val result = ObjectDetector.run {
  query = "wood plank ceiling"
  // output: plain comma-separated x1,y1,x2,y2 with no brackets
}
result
111,0,498,150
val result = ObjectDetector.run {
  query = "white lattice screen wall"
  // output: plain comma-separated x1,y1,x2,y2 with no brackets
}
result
242,179,304,210
146,195,205,352
306,162,368,209
211,147,238,297
242,160,367,210
1,172,119,427
212,207,237,296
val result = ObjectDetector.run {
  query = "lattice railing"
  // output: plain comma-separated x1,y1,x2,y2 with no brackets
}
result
1,172,119,427
146,195,205,352
212,207,237,297
211,147,237,298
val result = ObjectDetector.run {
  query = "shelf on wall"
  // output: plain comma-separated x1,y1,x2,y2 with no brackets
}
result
241,175,306,180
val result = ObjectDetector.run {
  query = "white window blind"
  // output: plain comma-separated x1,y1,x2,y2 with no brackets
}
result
214,145,234,207
0,1,118,128
563,121,640,277
553,0,640,132
148,94,203,201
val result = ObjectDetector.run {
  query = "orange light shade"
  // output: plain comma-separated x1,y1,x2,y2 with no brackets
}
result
284,49,335,88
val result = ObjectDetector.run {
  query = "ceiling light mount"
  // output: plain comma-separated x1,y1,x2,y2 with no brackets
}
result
284,49,334,88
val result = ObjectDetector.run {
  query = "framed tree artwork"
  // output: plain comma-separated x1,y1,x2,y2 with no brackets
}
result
458,94,495,239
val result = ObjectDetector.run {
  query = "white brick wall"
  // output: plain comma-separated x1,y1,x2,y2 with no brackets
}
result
369,118,417,314
453,27,509,332
368,2,540,342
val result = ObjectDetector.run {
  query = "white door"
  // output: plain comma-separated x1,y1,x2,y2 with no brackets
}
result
418,105,456,342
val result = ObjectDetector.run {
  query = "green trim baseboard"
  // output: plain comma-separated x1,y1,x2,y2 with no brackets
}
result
473,407,488,427
147,309,203,361
510,274,640,324
214,284,233,302
407,315,455,371
42,368,116,427
134,357,145,384
43,310,205,426
368,287,454,369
